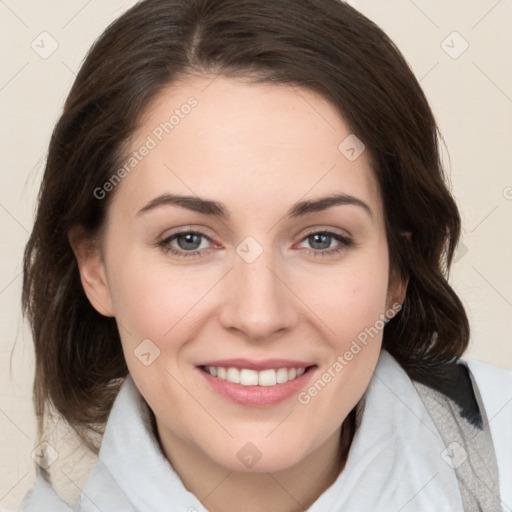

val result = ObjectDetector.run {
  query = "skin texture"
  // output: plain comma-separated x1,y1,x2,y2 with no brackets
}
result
71,75,406,512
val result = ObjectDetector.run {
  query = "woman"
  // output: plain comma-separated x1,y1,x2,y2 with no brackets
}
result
18,0,512,510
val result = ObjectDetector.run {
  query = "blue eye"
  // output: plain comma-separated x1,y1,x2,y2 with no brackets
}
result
158,231,212,258
298,231,353,257
158,229,353,258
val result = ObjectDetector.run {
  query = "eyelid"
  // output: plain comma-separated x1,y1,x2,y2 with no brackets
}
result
159,225,215,243
157,229,217,259
157,224,355,262
159,225,352,245
294,228,353,253
298,225,353,241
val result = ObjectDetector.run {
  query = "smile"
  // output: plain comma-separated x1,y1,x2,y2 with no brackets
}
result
202,366,307,386
197,360,317,407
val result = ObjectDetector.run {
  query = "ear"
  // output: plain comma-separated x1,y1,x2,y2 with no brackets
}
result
68,226,115,317
386,268,408,311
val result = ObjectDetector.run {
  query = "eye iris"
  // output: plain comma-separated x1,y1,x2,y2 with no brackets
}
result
309,233,331,250
177,233,202,250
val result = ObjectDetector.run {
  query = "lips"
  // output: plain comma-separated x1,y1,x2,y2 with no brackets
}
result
196,358,317,406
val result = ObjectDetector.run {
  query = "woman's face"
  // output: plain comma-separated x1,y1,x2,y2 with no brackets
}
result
75,75,404,473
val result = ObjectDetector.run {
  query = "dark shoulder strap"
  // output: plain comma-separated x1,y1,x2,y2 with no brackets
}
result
412,361,483,428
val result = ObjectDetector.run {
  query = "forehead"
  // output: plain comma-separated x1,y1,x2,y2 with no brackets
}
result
113,74,381,220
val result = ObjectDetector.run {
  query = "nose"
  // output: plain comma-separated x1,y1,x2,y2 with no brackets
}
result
218,246,299,343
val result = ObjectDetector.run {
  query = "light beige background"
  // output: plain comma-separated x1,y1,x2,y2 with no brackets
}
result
1,0,511,509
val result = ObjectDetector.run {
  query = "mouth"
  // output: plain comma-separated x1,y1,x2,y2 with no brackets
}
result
200,365,313,386
196,359,317,407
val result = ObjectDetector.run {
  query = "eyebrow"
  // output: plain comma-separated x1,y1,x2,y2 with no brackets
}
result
136,192,373,219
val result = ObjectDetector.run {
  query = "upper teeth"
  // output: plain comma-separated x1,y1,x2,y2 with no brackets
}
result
205,366,306,386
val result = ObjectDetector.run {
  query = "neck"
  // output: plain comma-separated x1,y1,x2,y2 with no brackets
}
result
154,411,356,512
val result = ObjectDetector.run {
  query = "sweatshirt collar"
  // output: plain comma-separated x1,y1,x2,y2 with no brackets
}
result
81,349,464,511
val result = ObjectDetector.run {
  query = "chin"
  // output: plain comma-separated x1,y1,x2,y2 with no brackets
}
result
202,434,323,474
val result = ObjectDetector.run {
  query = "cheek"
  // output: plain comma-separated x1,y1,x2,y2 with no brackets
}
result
304,261,389,344
110,265,196,340
296,274,387,433
106,249,222,373
299,254,389,405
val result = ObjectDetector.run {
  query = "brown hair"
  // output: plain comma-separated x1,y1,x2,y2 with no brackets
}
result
22,0,468,454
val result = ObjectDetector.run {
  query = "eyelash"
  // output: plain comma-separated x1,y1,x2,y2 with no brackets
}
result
157,228,353,259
